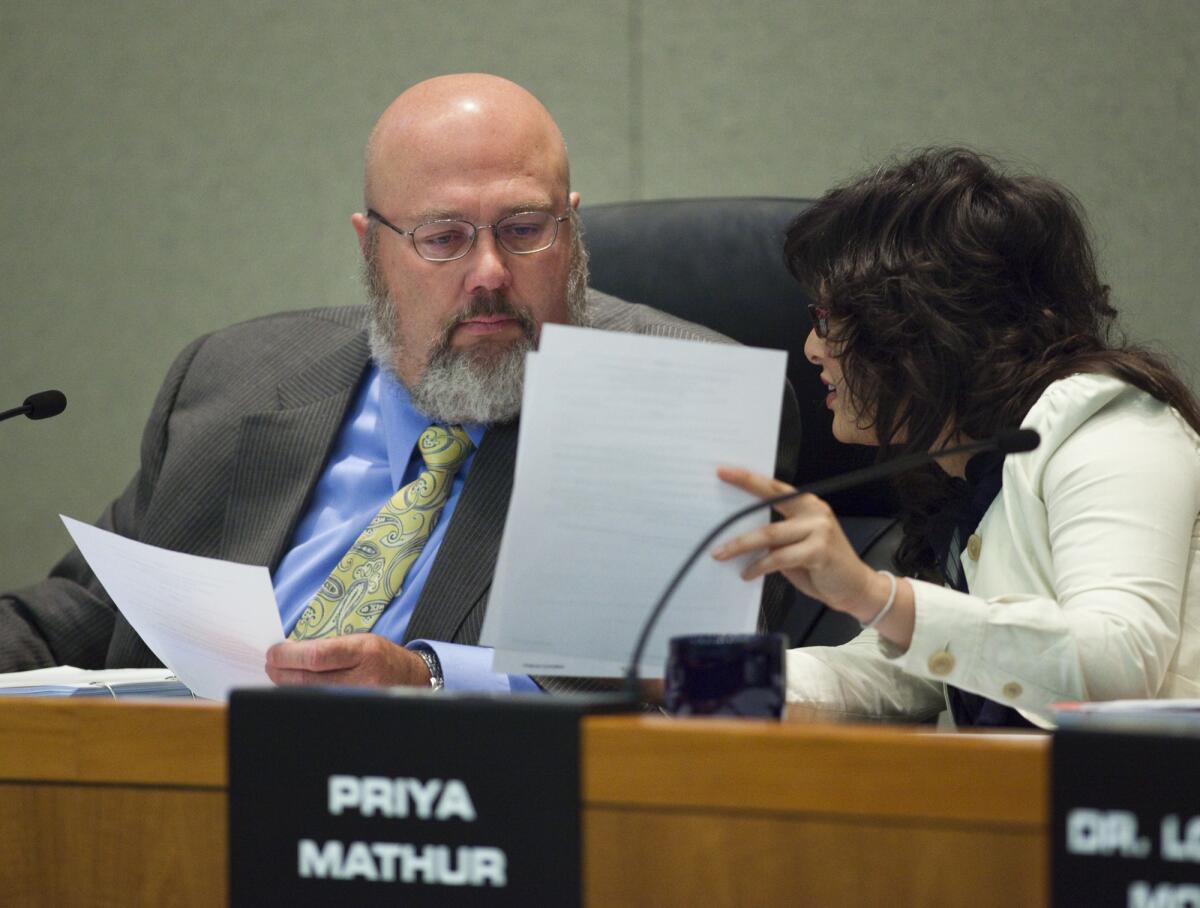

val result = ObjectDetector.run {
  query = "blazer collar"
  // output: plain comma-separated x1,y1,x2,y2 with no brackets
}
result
221,329,371,568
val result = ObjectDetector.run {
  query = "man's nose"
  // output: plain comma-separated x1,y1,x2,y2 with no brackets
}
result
463,229,512,295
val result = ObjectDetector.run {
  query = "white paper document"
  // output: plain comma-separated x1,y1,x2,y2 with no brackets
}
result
480,325,787,677
60,516,284,700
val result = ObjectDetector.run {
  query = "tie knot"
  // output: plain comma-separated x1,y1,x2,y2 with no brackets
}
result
418,425,473,472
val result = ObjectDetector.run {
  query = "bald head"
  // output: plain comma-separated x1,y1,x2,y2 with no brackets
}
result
364,74,570,209
351,74,587,421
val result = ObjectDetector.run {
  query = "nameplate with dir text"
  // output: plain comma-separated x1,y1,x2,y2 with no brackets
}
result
1053,725,1200,907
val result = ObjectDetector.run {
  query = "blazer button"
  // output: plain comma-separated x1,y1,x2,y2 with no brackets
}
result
927,651,956,676
1002,681,1023,699
966,534,983,561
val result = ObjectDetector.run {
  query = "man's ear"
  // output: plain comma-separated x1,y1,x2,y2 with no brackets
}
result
569,192,581,210
351,212,371,259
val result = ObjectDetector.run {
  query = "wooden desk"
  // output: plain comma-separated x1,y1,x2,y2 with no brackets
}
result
0,699,1048,906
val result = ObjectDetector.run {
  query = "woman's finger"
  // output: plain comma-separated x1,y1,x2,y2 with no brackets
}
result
740,540,819,582
713,518,813,560
717,465,794,500
718,466,830,519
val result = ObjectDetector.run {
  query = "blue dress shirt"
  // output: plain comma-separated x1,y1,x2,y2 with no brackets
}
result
271,364,539,693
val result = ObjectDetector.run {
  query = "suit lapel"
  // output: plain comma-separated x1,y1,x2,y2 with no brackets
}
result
403,421,519,644
221,333,370,568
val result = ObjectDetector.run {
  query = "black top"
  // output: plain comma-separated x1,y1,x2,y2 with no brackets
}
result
924,451,1036,729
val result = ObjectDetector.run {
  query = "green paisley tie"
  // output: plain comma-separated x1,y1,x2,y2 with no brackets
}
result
289,425,474,640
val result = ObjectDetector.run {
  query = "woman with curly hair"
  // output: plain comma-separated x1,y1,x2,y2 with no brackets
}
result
714,148,1200,727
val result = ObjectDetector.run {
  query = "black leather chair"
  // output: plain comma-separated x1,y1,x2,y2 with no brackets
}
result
582,198,899,647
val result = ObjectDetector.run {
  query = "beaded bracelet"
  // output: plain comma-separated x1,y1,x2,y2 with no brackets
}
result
859,570,898,630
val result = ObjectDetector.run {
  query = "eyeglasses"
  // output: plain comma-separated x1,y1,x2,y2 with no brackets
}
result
807,303,831,339
367,208,571,262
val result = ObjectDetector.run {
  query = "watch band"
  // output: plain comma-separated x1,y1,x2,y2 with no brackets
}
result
412,645,444,691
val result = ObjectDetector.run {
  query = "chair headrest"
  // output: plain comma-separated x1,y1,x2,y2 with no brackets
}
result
583,198,893,514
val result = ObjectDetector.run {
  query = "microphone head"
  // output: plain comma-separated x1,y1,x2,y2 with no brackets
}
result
23,389,67,420
996,428,1039,454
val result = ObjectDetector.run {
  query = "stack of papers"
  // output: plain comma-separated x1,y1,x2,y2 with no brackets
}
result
0,665,195,699
1052,700,1200,735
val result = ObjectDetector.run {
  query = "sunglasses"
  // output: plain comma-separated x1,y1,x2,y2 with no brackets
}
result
807,303,831,339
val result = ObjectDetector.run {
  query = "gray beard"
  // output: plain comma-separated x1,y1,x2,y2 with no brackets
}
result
365,217,590,425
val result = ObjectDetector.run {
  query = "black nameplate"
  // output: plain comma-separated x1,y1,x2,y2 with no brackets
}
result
229,689,621,907
1052,726,1200,906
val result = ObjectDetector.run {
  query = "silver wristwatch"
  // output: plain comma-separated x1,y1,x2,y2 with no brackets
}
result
412,646,444,691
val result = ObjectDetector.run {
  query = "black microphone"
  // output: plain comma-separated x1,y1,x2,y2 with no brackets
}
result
622,428,1040,698
0,390,68,423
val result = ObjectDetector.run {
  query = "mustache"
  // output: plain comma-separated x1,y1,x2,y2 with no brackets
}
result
434,292,538,349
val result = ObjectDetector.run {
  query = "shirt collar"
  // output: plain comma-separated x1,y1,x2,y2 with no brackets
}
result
375,364,487,488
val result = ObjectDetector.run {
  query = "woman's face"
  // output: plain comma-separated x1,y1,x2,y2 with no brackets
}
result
803,324,878,446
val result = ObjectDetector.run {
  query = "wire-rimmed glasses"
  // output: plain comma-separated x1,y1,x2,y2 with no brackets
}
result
367,208,570,262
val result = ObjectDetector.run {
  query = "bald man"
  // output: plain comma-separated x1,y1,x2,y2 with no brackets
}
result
0,75,791,692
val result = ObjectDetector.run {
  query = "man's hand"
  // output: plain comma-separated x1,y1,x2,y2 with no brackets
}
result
265,635,432,688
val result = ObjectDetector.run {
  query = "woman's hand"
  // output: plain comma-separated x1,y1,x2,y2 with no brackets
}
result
712,466,915,648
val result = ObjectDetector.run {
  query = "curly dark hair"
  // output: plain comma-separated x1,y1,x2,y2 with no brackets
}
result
784,147,1200,578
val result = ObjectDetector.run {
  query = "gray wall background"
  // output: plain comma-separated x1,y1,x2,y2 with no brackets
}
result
2,1,1197,589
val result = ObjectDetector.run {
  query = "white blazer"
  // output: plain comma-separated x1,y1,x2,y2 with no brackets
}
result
785,374,1200,728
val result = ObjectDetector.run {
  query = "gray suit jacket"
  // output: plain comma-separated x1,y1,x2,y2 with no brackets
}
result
0,291,800,673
